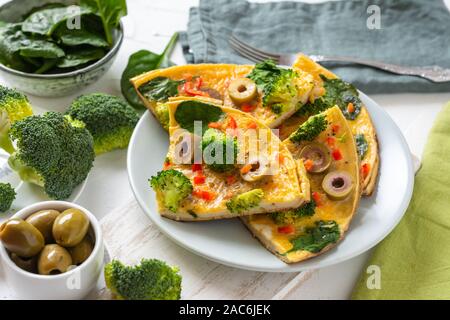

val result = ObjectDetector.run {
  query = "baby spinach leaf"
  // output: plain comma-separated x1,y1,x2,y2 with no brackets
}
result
56,48,105,68
19,40,65,59
175,101,225,134
34,59,58,74
54,24,109,47
355,133,368,160
121,33,178,109
22,6,91,36
139,77,184,103
80,0,127,46
288,220,340,253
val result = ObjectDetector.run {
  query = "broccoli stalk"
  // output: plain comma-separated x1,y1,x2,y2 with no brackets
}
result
0,182,16,212
104,259,182,300
66,93,140,155
226,188,264,214
150,169,193,212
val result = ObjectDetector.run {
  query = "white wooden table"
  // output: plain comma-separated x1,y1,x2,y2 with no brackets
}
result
1,0,450,300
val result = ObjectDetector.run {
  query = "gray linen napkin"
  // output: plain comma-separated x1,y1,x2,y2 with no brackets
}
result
180,0,450,94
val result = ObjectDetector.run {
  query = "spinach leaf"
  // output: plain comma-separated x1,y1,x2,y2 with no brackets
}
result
80,0,127,46
54,24,108,47
19,39,65,59
56,48,105,68
289,220,340,253
297,75,362,120
139,77,184,103
0,23,64,71
355,133,368,160
34,59,58,74
174,101,225,134
121,33,178,109
22,6,91,36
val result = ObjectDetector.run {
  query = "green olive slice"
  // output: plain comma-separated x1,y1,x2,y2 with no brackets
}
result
38,244,72,275
228,78,257,105
0,219,44,258
322,171,354,200
299,142,331,173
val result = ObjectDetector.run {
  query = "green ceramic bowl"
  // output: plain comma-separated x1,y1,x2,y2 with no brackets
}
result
0,0,123,97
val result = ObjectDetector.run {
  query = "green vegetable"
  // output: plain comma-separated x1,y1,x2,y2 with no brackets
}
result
3,112,95,200
290,114,328,143
271,200,316,225
355,133,368,160
154,103,170,131
297,75,362,120
0,85,33,154
247,60,300,115
18,40,65,59
0,183,16,212
150,169,193,212
121,33,178,109
57,48,105,68
174,101,225,134
288,220,340,253
22,6,91,36
104,259,182,300
139,77,185,103
201,128,237,172
54,24,109,48
66,93,139,155
226,189,264,214
80,0,127,46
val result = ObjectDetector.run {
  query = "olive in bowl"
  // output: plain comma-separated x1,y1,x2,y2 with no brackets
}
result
0,201,103,300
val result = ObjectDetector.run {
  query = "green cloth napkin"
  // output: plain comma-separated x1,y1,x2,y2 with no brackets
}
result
352,102,450,300
180,0,450,94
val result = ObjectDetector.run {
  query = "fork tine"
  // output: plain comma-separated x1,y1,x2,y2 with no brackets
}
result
229,38,267,63
230,35,280,60
229,37,279,64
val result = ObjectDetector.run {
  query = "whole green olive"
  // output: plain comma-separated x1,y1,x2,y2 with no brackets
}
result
69,236,93,265
37,244,72,275
10,253,37,273
0,219,44,258
25,209,60,243
52,208,90,247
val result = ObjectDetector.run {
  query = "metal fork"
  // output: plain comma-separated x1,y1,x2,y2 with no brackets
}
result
229,35,450,83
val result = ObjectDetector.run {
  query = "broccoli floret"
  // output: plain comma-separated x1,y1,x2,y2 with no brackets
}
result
201,128,237,172
104,259,182,300
0,182,16,212
271,200,316,225
247,60,300,114
0,85,33,154
66,93,139,155
6,112,95,200
155,102,169,131
150,169,193,212
289,114,328,143
226,188,264,214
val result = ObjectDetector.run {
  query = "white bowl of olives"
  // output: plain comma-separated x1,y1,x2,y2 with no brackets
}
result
0,201,104,300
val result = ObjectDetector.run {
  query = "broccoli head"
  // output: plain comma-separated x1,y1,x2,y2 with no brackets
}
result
0,85,33,154
289,114,328,143
201,128,237,172
247,60,301,115
66,93,140,155
226,188,264,214
271,200,316,225
0,182,16,212
104,259,182,300
7,112,95,199
150,169,193,212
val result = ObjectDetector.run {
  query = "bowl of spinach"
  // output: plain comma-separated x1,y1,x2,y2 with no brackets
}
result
0,0,126,97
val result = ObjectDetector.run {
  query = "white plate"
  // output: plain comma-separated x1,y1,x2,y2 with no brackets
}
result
0,152,87,218
127,92,414,272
